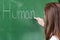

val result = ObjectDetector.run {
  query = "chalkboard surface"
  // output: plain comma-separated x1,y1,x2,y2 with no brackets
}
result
0,0,58,40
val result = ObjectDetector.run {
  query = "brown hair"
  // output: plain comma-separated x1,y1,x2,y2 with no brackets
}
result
44,2,60,40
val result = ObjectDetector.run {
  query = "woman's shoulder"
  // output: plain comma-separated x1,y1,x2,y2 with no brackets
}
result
50,35,59,40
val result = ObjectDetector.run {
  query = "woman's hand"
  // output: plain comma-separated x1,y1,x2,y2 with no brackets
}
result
34,17,44,27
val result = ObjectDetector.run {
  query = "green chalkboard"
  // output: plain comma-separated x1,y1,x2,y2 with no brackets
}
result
0,0,58,40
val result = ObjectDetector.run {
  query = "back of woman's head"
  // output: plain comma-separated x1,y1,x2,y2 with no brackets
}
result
44,2,60,40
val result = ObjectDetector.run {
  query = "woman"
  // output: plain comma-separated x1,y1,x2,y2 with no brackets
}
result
34,2,60,40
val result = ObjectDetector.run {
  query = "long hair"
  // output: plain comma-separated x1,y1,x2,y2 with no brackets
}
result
44,2,60,40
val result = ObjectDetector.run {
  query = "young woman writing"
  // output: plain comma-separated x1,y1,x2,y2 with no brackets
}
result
34,2,60,40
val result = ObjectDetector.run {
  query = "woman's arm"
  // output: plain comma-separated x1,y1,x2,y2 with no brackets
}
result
34,17,44,27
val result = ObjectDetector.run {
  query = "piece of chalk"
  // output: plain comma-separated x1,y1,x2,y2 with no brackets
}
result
34,17,37,19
